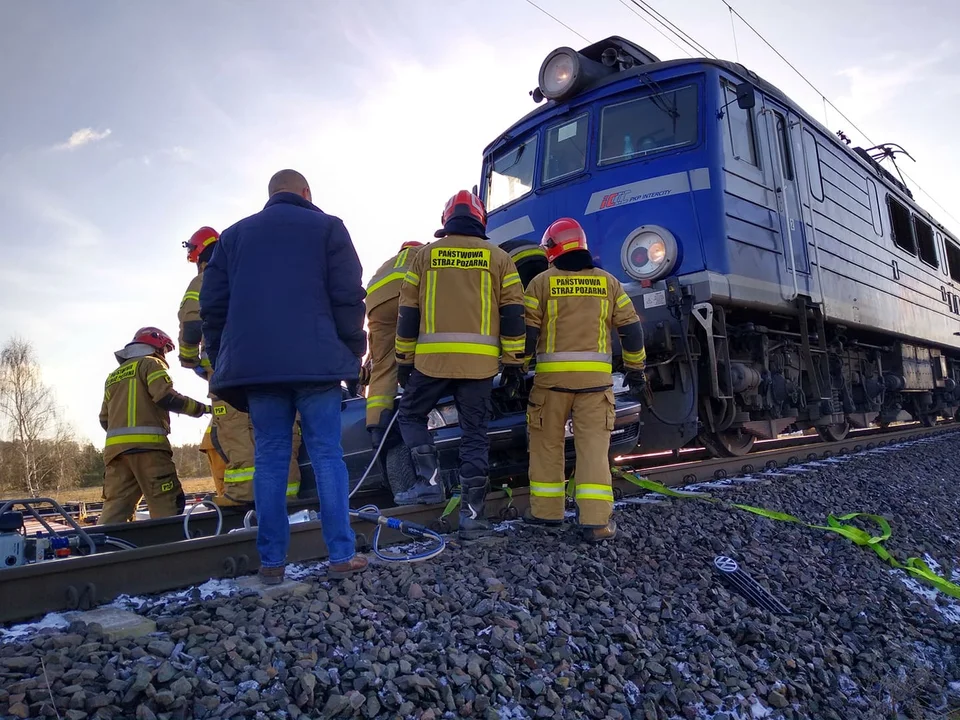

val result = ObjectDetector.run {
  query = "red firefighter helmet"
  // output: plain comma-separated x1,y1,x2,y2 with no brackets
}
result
441,190,486,227
400,241,425,250
541,218,588,263
131,327,175,355
183,226,220,263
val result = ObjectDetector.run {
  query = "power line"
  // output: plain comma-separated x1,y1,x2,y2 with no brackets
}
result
521,0,590,44
626,0,717,59
720,0,960,227
614,0,694,58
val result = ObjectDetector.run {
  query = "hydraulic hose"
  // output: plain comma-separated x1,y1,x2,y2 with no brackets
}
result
350,504,445,563
349,409,400,499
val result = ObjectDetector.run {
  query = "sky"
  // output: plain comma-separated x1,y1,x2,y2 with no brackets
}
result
1,0,958,447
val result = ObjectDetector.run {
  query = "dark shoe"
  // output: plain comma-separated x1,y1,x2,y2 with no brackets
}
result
458,474,492,542
329,555,368,579
394,481,446,506
394,445,445,505
522,507,563,527
258,565,285,585
582,520,617,543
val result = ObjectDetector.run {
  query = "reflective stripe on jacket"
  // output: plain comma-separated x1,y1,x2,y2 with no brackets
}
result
100,356,196,463
365,246,423,312
524,267,645,390
395,234,525,379
178,273,204,368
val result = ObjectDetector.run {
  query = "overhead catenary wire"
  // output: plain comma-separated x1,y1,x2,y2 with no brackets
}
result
625,0,717,59
521,0,591,43
614,0,694,58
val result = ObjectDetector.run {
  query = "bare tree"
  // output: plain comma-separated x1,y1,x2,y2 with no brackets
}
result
0,338,60,496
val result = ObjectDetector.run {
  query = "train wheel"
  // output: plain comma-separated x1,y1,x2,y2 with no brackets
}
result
699,429,755,457
816,422,849,442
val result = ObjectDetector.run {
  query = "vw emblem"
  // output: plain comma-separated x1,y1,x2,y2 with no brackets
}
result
714,556,738,573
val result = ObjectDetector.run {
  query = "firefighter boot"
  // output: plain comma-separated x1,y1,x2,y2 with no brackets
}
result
458,474,492,542
393,445,445,506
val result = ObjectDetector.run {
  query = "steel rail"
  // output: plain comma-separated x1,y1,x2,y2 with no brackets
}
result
0,424,956,625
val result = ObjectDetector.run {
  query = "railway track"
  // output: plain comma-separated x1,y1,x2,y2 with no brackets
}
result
1,423,956,625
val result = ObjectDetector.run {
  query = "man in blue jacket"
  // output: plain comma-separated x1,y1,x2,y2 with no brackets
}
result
200,169,368,584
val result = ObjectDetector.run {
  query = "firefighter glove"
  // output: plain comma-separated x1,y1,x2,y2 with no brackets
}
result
624,370,647,402
397,365,412,389
196,403,213,417
358,358,372,386
499,365,525,399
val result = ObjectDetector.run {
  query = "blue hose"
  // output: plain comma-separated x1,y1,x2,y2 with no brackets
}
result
349,504,446,562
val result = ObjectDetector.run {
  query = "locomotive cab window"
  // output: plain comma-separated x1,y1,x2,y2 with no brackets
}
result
598,84,698,166
887,196,916,255
485,135,537,213
945,238,960,283
543,113,588,183
720,79,758,166
913,216,938,268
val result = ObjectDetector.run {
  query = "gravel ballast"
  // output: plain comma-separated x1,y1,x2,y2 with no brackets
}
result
2,433,959,720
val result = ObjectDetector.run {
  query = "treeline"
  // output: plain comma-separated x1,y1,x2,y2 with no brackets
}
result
0,337,209,498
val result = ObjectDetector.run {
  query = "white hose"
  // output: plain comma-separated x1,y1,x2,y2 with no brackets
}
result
182,499,223,540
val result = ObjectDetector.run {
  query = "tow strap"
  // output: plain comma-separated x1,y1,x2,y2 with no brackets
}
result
615,470,960,600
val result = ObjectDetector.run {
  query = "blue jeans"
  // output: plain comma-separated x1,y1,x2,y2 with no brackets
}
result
247,384,356,567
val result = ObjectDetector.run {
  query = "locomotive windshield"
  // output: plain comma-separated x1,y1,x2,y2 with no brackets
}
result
598,84,698,165
486,135,537,212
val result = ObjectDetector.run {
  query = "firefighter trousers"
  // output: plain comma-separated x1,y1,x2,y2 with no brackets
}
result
365,298,400,428
398,369,493,479
212,400,301,504
526,385,616,526
200,419,225,496
99,450,185,524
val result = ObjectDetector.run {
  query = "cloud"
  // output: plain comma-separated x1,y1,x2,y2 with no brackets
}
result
53,127,112,150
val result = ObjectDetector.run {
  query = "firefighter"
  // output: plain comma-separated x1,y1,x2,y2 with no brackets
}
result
394,190,526,541
522,218,647,541
98,327,211,524
364,241,425,450
178,226,226,497
180,227,303,506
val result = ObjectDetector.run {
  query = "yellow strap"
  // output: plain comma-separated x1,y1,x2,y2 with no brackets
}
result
126,379,136,428
394,248,410,268
179,344,200,358
182,291,200,302
501,339,525,351
622,347,647,364
502,272,521,289
524,295,540,310
511,248,546,262
545,299,557,353
575,483,614,501
404,270,420,286
617,471,960,599
616,293,632,308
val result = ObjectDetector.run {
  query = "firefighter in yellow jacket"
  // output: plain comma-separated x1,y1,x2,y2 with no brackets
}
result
523,218,647,541
364,241,425,448
178,226,226,497
98,327,211,524
395,190,526,541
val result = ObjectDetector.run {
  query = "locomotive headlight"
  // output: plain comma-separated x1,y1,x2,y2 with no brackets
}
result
621,225,679,282
539,49,579,100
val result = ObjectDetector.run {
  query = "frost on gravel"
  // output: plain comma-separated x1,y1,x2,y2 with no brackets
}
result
0,612,69,642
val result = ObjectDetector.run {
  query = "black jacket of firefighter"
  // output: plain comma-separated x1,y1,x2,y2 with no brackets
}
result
523,259,645,527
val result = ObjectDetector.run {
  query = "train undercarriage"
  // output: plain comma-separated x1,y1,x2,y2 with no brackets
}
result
641,290,960,457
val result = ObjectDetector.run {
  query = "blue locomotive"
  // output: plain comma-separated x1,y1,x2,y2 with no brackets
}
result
479,36,960,455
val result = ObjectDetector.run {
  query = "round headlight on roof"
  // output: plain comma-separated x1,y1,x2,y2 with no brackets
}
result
538,48,580,101
621,225,679,282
